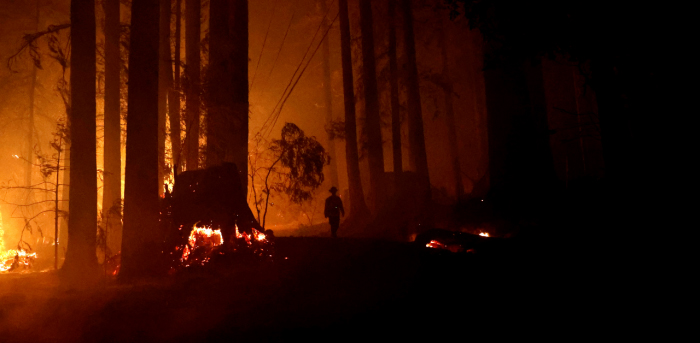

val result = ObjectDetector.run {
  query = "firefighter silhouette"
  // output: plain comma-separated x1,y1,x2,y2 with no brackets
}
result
324,187,344,238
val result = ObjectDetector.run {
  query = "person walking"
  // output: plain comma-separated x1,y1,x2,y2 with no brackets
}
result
324,187,344,238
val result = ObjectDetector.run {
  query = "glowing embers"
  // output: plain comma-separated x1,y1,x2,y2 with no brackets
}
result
479,232,490,237
0,249,37,273
179,223,224,267
234,225,274,261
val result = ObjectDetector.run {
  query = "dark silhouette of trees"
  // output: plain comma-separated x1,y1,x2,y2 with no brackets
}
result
358,0,385,212
229,0,249,199
338,0,369,219
102,0,122,256
185,0,201,171
120,0,161,279
24,0,41,196
387,0,402,194
437,21,464,199
157,0,171,195
62,0,99,279
206,0,231,168
204,0,248,199
401,0,430,215
445,0,672,196
320,0,339,189
169,0,183,174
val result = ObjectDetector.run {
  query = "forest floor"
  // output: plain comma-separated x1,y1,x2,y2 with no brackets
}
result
0,235,595,342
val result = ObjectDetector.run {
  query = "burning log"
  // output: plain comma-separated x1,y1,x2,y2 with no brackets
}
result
417,229,489,254
161,163,276,271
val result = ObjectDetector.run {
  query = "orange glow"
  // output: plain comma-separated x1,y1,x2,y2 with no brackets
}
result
479,232,489,237
426,240,445,249
180,223,224,267
0,250,37,272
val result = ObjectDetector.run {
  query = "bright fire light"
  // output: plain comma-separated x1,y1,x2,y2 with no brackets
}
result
1,210,37,272
479,232,489,237
180,223,224,266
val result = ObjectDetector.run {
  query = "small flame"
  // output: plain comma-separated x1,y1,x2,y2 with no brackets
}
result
479,232,489,237
12,154,19,159
426,240,444,249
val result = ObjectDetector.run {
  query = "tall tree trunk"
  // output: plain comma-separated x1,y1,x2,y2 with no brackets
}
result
185,0,201,171
120,0,161,279
320,0,339,189
206,0,231,168
157,0,170,195
228,0,248,197
388,0,402,195
169,0,182,173
25,0,40,194
358,0,385,212
338,0,368,217
63,0,99,279
439,21,463,199
102,0,123,255
400,0,430,209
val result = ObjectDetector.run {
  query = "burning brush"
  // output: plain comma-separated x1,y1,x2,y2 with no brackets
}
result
174,223,275,270
0,249,37,273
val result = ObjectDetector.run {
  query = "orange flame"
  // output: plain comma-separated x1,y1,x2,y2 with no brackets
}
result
180,224,224,266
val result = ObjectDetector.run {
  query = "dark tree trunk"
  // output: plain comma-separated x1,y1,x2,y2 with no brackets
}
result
25,0,40,193
120,0,161,279
185,0,201,171
359,0,385,212
483,58,555,218
439,22,463,199
102,0,123,254
169,0,182,173
228,0,249,197
338,0,368,217
63,0,99,279
206,0,231,168
157,0,170,195
388,0,402,194
320,0,339,189
400,0,430,213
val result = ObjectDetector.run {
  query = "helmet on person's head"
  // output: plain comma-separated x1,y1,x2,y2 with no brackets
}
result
329,186,338,193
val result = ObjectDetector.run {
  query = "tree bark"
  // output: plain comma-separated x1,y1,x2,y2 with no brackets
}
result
320,0,339,189
228,0,248,198
120,0,162,279
63,0,99,279
169,0,182,173
25,0,40,194
358,0,385,212
439,22,463,199
185,0,201,171
400,0,430,209
338,0,368,217
102,0,123,255
206,0,231,168
157,0,170,195
388,0,402,194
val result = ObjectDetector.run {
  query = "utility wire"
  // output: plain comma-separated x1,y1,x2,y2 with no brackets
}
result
262,10,297,89
249,0,279,91
263,11,339,138
260,1,336,137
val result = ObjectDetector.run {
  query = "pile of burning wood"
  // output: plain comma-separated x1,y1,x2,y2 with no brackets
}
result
162,163,275,272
